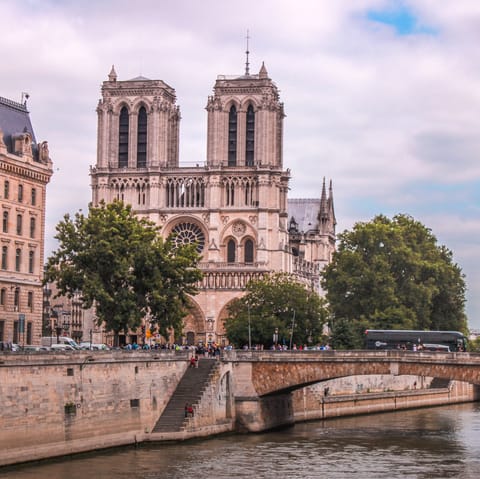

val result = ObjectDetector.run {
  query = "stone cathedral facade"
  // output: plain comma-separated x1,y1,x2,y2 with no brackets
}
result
91,62,336,346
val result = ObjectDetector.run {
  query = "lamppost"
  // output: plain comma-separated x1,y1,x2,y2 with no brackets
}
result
247,303,252,350
289,309,296,350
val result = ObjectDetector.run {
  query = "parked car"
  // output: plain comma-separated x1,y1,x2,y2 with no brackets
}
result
79,342,110,351
50,344,76,351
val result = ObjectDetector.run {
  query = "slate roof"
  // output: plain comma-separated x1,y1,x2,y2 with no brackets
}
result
287,198,320,233
0,95,37,156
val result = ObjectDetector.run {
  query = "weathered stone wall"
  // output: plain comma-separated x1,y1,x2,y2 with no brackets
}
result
0,350,188,466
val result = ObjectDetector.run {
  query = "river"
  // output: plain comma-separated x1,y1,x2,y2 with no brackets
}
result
1,403,479,478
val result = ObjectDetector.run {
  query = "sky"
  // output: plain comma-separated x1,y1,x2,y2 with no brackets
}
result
2,0,480,329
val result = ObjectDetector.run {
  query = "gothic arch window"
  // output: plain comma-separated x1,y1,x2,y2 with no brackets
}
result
228,105,237,166
2,211,8,233
225,181,235,206
30,217,36,239
244,239,254,263
28,250,34,273
245,104,255,166
171,222,205,254
118,106,129,167
227,239,236,263
1,246,7,270
15,248,21,272
137,106,147,168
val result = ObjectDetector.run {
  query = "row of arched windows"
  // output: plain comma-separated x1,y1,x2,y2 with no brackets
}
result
166,178,206,208
226,238,255,263
223,177,258,207
228,104,255,166
4,180,37,205
2,211,36,238
118,106,148,168
1,246,35,273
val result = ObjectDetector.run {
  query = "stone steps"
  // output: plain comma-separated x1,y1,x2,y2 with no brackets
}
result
152,358,219,433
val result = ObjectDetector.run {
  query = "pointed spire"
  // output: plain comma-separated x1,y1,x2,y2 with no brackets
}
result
259,61,268,79
319,177,328,218
108,65,117,82
245,30,250,76
328,179,336,228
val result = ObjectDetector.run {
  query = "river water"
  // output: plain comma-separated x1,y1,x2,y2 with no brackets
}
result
1,403,479,479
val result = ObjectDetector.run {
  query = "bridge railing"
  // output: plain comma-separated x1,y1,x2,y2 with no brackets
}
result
221,349,480,363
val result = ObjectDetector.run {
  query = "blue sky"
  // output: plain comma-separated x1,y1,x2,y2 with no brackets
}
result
2,0,480,329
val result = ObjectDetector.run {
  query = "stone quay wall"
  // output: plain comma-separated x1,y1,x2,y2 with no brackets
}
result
0,350,189,467
0,351,479,467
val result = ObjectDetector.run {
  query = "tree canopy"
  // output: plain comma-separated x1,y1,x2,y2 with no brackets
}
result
224,273,328,348
44,201,202,341
321,214,468,348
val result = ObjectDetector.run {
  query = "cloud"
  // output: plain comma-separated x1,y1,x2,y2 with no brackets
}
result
3,0,479,328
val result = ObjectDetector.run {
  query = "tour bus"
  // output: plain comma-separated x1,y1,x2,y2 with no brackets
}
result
364,330,467,352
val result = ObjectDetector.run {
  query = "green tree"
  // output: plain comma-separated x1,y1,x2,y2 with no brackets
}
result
44,201,202,343
224,273,328,348
321,214,468,348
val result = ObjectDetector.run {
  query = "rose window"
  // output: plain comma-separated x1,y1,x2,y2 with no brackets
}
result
171,222,205,253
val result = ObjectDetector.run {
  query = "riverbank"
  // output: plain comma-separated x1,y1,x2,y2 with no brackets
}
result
0,351,478,467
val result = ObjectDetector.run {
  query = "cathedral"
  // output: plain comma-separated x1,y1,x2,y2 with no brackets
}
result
90,60,336,346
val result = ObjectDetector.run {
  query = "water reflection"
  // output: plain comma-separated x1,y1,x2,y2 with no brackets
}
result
2,403,479,479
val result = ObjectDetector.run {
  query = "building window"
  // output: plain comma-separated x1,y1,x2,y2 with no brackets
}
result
1,246,7,270
2,211,8,233
118,106,129,167
16,214,22,235
227,239,236,263
27,322,32,345
228,105,237,166
244,239,254,263
30,217,36,238
0,288,5,306
137,106,147,168
0,320,4,342
4,180,9,199
245,104,255,166
18,184,23,202
27,291,33,311
13,287,19,310
28,250,34,273
171,222,205,254
31,188,37,206
15,248,21,272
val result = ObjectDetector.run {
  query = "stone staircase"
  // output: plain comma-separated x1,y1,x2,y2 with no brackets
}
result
152,358,219,433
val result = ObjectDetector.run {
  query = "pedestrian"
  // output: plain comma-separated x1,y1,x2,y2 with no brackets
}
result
187,404,194,417
184,403,189,418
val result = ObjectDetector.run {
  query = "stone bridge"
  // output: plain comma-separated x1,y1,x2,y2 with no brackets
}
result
222,350,480,431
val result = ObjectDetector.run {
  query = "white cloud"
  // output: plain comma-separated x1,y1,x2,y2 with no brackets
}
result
3,0,480,327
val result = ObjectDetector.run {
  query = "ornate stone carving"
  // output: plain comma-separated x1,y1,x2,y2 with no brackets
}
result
232,221,246,237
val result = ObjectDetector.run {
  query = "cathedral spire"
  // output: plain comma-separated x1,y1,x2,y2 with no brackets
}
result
245,30,250,76
108,65,117,82
259,62,268,79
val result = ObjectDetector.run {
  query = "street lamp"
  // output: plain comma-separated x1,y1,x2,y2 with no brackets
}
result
247,303,252,350
289,310,296,350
